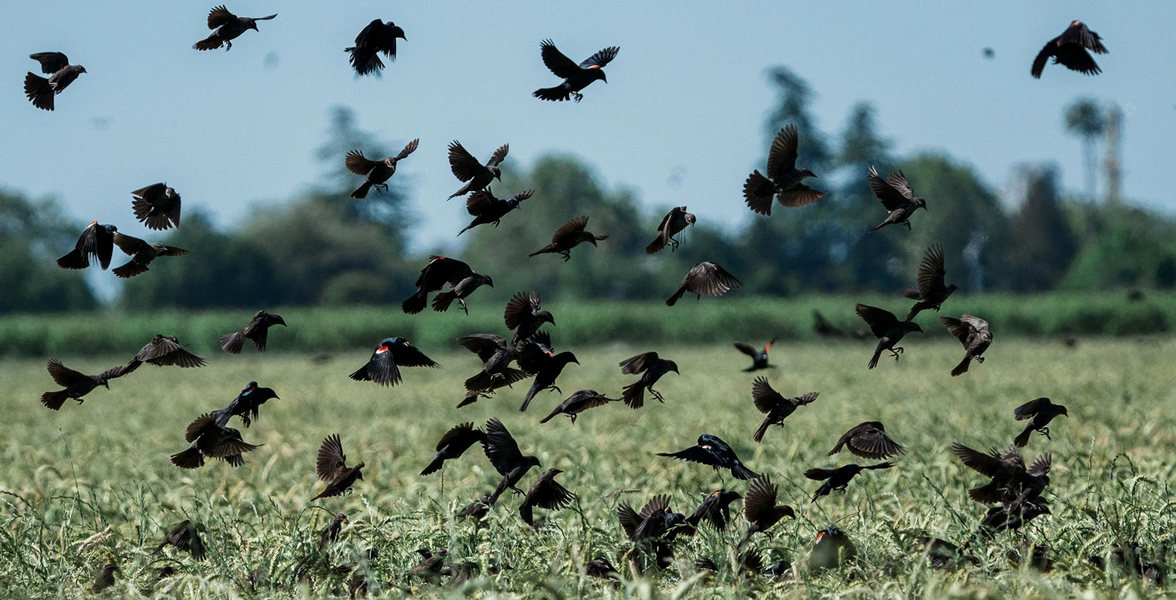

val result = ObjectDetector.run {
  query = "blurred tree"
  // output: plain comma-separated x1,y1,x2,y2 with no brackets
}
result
1006,165,1078,291
1062,204,1176,291
0,190,95,313
1063,97,1105,201
763,66,832,171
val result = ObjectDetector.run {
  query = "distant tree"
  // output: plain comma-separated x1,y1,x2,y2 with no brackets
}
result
763,66,832,172
1007,165,1078,291
0,190,95,313
1062,204,1176,291
1063,97,1105,201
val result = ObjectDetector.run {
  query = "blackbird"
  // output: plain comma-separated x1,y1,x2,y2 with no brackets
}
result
409,548,451,581
457,333,518,381
619,351,679,409
313,434,365,499
193,5,276,51
457,188,533,236
1032,21,1107,78
739,476,795,547
952,443,1050,504
914,536,976,569
618,495,687,570
940,315,992,376
734,339,775,371
421,422,486,475
345,139,419,199
867,166,926,232
220,310,286,354
517,331,579,411
533,39,618,102
685,489,743,531
504,291,555,346
743,124,823,215
111,233,189,278
40,359,128,410
318,513,348,549
402,256,486,314
529,216,609,261
131,183,182,231
90,564,118,594
645,206,695,254
345,19,406,76
219,380,279,427
539,390,618,424
24,52,85,111
856,304,923,368
172,412,260,468
155,520,207,560
905,245,958,320
666,262,742,306
482,418,542,505
585,556,619,579
751,377,819,443
808,527,857,572
447,141,508,199
123,334,206,373
1013,397,1068,448
804,462,894,503
432,273,494,315
519,468,576,526
459,364,530,408
827,422,906,459
459,495,492,522
979,496,1051,535
57,221,117,270
349,337,437,386
658,434,758,480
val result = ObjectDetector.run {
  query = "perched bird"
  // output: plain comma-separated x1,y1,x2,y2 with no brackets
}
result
940,315,992,376
739,476,795,545
348,337,438,386
504,291,555,346
1013,397,1069,448
734,339,775,372
743,124,823,215
345,139,419,199
619,351,679,409
408,548,450,581
482,418,542,505
90,564,118,594
751,377,819,443
318,513,348,549
808,527,857,572
193,5,277,51
110,233,189,278
952,443,1050,504
867,166,926,232
914,536,976,569
421,422,486,476
539,389,618,424
219,381,279,427
220,310,286,354
517,331,579,412
402,256,485,314
519,468,576,526
533,39,619,102
40,359,127,411
447,141,508,199
856,304,923,368
57,221,117,270
585,556,619,579
666,262,742,306
24,52,85,111
904,245,958,320
431,272,494,315
154,520,207,561
131,183,182,231
313,434,365,500
804,462,895,503
459,495,492,522
827,422,906,459
658,434,758,480
124,334,206,372
645,206,696,254
457,188,533,236
345,19,406,76
529,216,609,261
1032,21,1107,78
172,412,260,468
685,489,743,531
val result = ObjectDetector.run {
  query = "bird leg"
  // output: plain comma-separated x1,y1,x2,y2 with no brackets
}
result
561,251,571,262
569,413,578,425
1037,427,1051,440
572,92,583,103
669,237,679,251
549,385,562,395
458,299,469,315
904,221,912,230
375,182,390,194
889,347,904,360
225,41,233,52
649,387,665,403
975,356,985,364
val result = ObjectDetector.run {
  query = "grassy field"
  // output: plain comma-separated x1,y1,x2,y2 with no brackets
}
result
2,338,1175,598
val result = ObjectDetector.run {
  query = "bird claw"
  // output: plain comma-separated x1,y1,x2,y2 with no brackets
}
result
975,356,985,364
561,252,571,262
889,347,904,360
459,299,469,315
650,389,665,403
572,92,583,103
1039,427,1052,440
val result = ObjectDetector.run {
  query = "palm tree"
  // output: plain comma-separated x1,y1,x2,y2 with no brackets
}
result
1064,98,1105,201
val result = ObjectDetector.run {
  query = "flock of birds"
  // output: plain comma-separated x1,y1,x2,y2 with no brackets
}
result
19,8,1159,594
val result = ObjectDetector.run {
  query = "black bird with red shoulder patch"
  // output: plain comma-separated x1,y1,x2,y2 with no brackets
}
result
58,221,117,270
734,339,775,372
313,434,365,500
349,337,437,386
658,434,758,480
1032,20,1107,78
220,310,286,354
533,40,618,102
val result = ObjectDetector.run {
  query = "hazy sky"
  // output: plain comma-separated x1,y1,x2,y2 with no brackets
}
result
4,2,1174,253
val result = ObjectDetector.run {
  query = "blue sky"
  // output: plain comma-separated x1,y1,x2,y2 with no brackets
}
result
4,2,1174,254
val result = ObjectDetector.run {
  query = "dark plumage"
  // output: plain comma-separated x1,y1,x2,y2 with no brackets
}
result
646,206,696,254
459,364,530,409
193,5,277,51
519,468,576,526
658,434,758,480
172,412,260,468
90,564,118,594
219,380,279,427
421,422,486,476
57,221,117,270
24,52,86,111
459,495,492,522
734,339,775,371
1032,20,1107,78
856,304,923,368
345,139,419,199
685,489,743,531
533,40,618,102
904,245,958,320
1013,397,1069,448
529,216,609,261
154,520,207,560
867,166,926,232
952,443,1050,504
517,331,579,412
318,514,348,549
482,418,542,505
804,462,894,503
220,310,286,354
740,476,795,545
345,19,406,76
619,351,679,409
313,434,365,500
539,389,618,424
585,556,619,579
940,315,992,376
111,233,189,278
456,334,522,403
751,377,818,443
979,496,1051,535
666,262,742,306
123,334,206,374
827,422,905,459
402,256,485,314
349,337,438,386
618,495,688,570
408,548,450,581
131,183,182,231
808,527,857,572
915,536,976,569
743,124,823,215
504,291,555,346
40,359,128,411
447,141,508,199
458,188,533,236
432,273,494,315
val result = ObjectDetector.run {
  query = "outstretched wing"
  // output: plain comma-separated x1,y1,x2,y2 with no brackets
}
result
916,244,947,298
868,166,909,210
345,150,378,175
951,442,1002,478
30,52,70,74
619,351,658,374
539,39,580,78
447,141,482,182
658,445,722,467
766,125,799,180
581,46,619,69
751,376,783,413
551,216,589,243
483,417,524,475
856,304,901,338
1014,397,1051,421
396,138,420,161
316,434,348,482
207,5,236,29
504,291,541,330
733,342,758,358
113,233,150,256
487,144,509,169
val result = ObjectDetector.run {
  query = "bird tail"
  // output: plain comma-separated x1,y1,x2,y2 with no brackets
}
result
868,346,883,369
431,291,456,312
401,290,428,314
56,249,88,270
456,391,481,408
622,383,644,409
347,49,384,76
742,170,776,216
868,221,886,233
220,332,246,354
645,236,666,255
350,181,372,200
193,36,223,51
665,287,687,307
1014,425,1033,448
420,453,445,476
951,357,971,377
968,483,1002,504
538,408,561,424
456,223,475,237
23,73,54,111
222,454,245,468
40,391,68,411
529,245,553,258
532,86,570,102
731,461,758,481
753,418,772,443
170,448,204,469
519,503,535,526
112,261,148,278
518,381,542,412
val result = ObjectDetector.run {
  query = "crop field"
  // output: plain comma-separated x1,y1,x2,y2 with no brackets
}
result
2,338,1175,599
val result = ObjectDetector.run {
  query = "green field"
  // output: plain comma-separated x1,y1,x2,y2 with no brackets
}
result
2,339,1175,598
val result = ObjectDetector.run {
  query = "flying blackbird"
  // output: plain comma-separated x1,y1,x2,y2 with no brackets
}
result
905,245,958,320
57,221,117,270
743,124,823,215
155,520,207,560
538,389,616,425
739,476,795,547
457,188,533,236
421,422,486,475
124,334,206,372
220,310,286,354
868,166,926,232
952,443,1050,504
349,337,437,386
734,339,775,371
219,380,279,427
585,556,619,579
685,489,743,531
504,291,555,346
459,366,530,408
431,273,494,315
751,377,819,443
314,434,365,499
90,564,118,594
131,183,182,231
619,351,679,409
804,462,894,503
457,333,517,378
519,468,576,526
666,262,742,306
346,19,406,76
658,434,758,480
808,527,857,572
459,494,492,522
402,256,482,314
940,315,992,376
856,304,923,368
345,139,419,199
645,206,695,254
172,412,260,468
517,331,579,411
533,39,619,102
409,548,451,581
979,496,1051,535
1032,21,1107,78
24,52,85,111
813,310,858,339
1013,397,1068,448
447,141,508,199
827,422,906,459
193,5,277,51
618,495,688,570
110,233,189,278
40,359,128,411
318,513,348,549
482,418,542,505
529,216,609,261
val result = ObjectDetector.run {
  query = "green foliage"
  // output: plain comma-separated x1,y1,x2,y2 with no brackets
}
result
1007,166,1079,292
0,189,96,314
1063,203,1176,292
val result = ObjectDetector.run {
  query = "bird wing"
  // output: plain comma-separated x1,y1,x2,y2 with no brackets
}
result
951,442,1003,478
396,138,420,160
539,39,581,78
510,189,535,203
1031,39,1055,78
345,150,378,175
686,262,742,296
113,233,150,256
253,14,277,21
391,343,438,368
617,503,641,540
1014,397,1051,421
159,246,190,257
619,351,657,374
744,476,779,520
803,468,835,481
856,304,901,338
751,376,783,413
733,342,758,357
551,216,589,243
447,141,482,182
209,431,260,457
30,52,70,74
483,418,524,475
960,314,989,335
427,257,474,286
457,334,507,362
504,291,541,330
517,331,554,373
46,359,89,387
207,5,236,29
939,316,971,345
777,185,824,208
1028,453,1051,476
1063,22,1107,53
638,494,671,522
436,422,479,451
465,189,498,216
916,244,947,298
527,475,576,510
184,412,220,443
580,46,619,69
847,425,905,458
131,182,167,203
887,170,917,201
867,166,910,210
765,125,799,180
487,144,509,168
316,434,348,482
790,392,820,406
658,444,722,467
